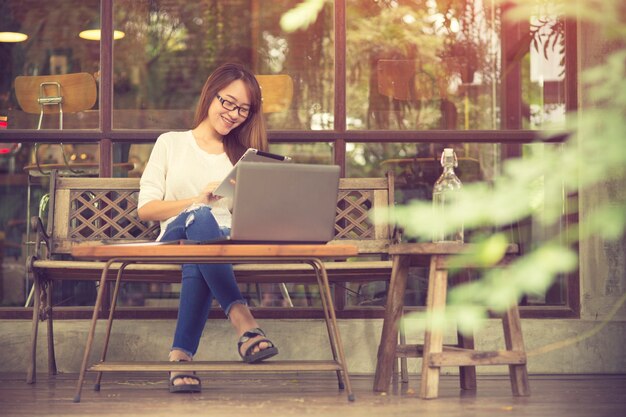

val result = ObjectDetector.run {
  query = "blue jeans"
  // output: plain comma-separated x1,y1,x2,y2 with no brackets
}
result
160,205,246,357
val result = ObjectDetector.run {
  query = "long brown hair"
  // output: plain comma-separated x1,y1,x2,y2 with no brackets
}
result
192,63,268,164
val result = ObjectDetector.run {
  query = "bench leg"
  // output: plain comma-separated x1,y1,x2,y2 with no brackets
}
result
27,278,40,384
419,256,447,400
46,282,57,376
373,255,410,392
502,306,530,397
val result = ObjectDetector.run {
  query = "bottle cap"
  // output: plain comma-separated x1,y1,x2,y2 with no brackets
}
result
440,148,458,167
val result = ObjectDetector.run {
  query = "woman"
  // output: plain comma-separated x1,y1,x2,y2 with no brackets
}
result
138,63,278,394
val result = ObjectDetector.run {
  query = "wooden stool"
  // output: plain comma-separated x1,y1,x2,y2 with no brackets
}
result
373,243,530,399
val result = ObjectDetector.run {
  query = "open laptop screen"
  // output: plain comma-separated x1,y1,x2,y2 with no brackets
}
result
229,162,340,243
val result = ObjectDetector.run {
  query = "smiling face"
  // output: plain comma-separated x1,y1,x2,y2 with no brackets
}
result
207,79,251,137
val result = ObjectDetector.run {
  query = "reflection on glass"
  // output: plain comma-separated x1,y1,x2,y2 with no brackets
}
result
269,143,333,165
345,141,567,307
117,282,324,309
113,0,333,130
346,0,566,130
116,143,153,178
347,142,497,187
524,11,567,129
347,0,500,130
115,142,334,179
1,0,101,130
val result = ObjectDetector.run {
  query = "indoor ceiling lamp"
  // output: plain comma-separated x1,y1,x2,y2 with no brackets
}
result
0,13,27,42
0,20,28,43
0,4,28,42
0,31,28,42
79,21,125,41
79,28,125,41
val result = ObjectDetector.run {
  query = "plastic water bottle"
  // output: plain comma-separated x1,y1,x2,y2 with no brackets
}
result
432,148,464,243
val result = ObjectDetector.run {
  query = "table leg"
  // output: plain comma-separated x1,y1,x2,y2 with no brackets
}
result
73,259,114,403
419,255,447,400
373,255,410,392
312,258,355,401
309,260,343,390
94,263,127,391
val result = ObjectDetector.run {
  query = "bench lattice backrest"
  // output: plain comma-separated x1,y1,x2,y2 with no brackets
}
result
47,172,394,255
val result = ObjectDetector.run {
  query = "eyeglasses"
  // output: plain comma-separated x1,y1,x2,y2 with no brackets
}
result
216,94,250,118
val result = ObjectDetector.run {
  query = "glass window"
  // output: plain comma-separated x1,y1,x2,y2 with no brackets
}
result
269,143,334,164
523,10,567,129
112,0,334,130
344,141,569,308
114,281,327,310
113,142,334,180
0,1,579,317
347,142,497,186
347,0,500,130
0,141,100,309
346,0,567,131
1,0,101,131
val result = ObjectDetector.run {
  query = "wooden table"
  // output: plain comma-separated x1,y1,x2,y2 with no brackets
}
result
71,243,358,402
373,242,530,399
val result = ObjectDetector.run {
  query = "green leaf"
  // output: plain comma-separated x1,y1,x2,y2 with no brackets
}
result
279,0,326,33
447,234,509,269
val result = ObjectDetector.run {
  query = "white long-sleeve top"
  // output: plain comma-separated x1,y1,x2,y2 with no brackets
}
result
138,130,233,240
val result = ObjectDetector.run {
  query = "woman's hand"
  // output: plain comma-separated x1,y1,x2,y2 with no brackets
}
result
194,181,223,205
138,181,223,221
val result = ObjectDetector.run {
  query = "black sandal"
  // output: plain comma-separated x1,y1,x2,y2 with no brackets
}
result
238,328,279,364
168,360,201,393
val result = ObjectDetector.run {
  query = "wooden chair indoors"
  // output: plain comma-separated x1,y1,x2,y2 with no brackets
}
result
14,72,98,173
14,73,97,128
255,74,294,113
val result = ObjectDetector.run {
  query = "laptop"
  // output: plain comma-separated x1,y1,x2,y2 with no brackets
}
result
200,162,340,244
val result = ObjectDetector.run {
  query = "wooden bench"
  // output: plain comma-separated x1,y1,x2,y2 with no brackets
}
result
27,170,397,386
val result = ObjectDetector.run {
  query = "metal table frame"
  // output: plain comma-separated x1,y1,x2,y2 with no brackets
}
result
71,245,357,403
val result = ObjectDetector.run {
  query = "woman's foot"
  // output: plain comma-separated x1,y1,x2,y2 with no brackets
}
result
238,328,279,363
228,304,279,363
168,350,201,393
